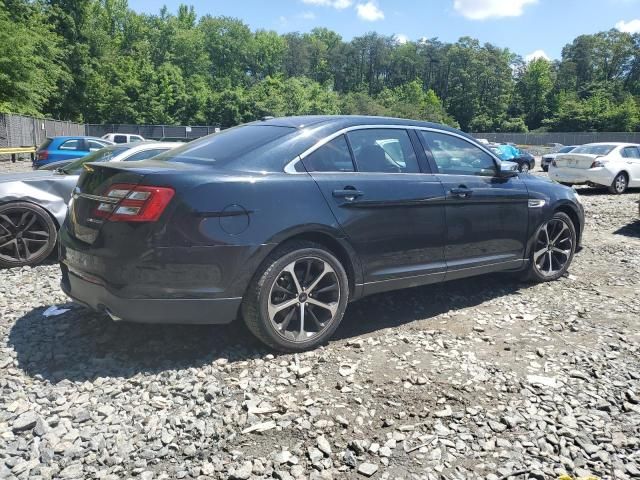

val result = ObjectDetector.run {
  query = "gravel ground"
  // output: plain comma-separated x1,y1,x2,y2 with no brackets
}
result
1,168,639,479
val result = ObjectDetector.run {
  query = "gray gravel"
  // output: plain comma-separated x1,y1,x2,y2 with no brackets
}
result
1,183,639,479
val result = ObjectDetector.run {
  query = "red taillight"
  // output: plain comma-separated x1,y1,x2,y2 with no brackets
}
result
37,150,48,160
95,183,175,222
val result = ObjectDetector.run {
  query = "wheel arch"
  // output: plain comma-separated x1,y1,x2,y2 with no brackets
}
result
554,203,581,244
0,200,60,229
273,230,361,298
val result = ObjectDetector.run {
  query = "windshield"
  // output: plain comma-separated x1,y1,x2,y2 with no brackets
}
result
153,125,295,167
572,144,615,156
61,145,130,174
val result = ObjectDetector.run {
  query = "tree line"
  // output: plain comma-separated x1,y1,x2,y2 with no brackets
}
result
1,0,639,132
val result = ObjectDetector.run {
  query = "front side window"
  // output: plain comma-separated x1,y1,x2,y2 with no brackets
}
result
347,129,419,173
88,140,107,151
113,135,128,144
124,148,169,162
303,135,354,172
420,131,497,176
130,136,143,143
59,139,81,151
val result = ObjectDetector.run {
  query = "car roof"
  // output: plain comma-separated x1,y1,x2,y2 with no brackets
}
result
50,136,107,140
250,115,470,138
581,142,640,147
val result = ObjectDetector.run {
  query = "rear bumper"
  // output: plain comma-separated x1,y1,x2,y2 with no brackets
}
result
548,167,613,186
61,264,242,324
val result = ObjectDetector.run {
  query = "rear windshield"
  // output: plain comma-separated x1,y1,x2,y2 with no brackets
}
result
62,145,130,174
38,138,53,150
558,146,575,153
572,145,615,155
153,125,295,167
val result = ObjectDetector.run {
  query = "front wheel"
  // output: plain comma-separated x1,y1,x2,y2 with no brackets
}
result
519,162,530,173
242,241,350,352
609,172,628,194
521,212,576,283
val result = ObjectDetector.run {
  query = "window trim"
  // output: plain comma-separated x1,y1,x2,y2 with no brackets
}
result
284,124,500,174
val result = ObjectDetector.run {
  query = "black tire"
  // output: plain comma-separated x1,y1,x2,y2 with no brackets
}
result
0,202,57,269
242,241,350,352
521,212,576,283
542,165,549,172
519,162,530,173
608,172,628,194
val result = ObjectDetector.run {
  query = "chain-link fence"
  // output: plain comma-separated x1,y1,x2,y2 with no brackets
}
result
85,124,220,140
0,113,85,148
471,131,640,146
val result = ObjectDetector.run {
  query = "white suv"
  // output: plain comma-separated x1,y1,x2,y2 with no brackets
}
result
102,133,145,144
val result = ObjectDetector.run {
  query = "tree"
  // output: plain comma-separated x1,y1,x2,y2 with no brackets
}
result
517,58,554,129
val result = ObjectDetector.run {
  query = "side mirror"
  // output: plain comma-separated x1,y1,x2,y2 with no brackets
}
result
499,161,519,178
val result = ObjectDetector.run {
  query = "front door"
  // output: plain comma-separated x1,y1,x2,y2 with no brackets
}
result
417,130,530,280
302,129,447,294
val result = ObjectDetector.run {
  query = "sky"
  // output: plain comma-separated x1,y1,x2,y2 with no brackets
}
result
127,0,640,60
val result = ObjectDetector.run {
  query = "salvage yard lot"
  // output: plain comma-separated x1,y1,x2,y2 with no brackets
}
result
1,174,639,479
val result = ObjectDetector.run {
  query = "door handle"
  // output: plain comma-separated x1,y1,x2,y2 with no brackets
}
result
333,187,364,201
450,187,472,198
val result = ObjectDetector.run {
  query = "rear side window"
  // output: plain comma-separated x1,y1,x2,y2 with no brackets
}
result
59,139,81,151
124,148,169,161
156,125,295,166
347,129,419,173
303,135,354,172
113,135,128,144
420,131,496,176
622,146,640,158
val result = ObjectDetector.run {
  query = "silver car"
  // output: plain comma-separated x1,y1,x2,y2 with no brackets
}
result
0,142,180,268
541,145,577,172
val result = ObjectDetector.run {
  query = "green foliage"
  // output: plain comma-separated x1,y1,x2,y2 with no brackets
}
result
1,1,638,132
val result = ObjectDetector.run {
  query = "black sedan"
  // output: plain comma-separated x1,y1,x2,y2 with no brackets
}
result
59,116,584,351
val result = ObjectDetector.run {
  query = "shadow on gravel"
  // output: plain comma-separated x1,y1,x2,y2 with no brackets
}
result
9,272,531,382
614,220,640,239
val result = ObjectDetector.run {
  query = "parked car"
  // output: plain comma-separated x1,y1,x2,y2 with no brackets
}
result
102,133,145,144
541,145,578,172
549,142,640,194
34,136,114,169
0,142,180,268
489,144,535,172
58,116,584,352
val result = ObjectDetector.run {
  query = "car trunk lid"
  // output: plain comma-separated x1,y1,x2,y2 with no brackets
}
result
67,160,191,245
553,153,599,169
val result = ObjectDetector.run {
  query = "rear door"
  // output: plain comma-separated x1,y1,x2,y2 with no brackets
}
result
417,130,529,279
621,146,640,186
302,128,447,294
54,139,85,161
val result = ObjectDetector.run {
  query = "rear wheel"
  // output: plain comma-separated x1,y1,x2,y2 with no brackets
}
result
521,212,576,283
0,202,57,268
519,162,530,173
608,172,628,194
242,241,349,351
542,165,549,172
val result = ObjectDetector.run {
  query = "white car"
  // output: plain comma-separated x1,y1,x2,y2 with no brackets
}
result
102,133,145,144
541,145,577,172
548,142,640,194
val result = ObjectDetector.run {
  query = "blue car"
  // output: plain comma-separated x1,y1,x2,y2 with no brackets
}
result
33,136,113,169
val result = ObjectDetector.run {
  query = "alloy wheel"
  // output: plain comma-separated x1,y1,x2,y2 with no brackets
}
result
0,208,52,264
520,163,530,173
532,218,573,278
614,174,627,193
268,257,341,342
